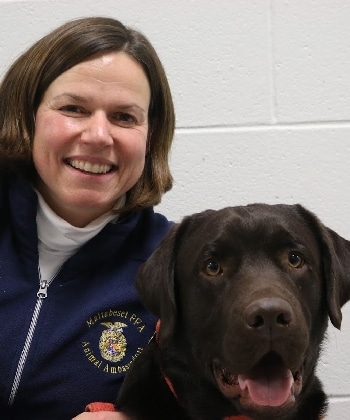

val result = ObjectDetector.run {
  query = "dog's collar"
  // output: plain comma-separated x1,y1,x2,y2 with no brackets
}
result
156,320,252,420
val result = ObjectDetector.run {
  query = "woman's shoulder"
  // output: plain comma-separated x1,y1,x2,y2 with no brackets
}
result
0,173,36,205
139,207,173,237
115,207,173,258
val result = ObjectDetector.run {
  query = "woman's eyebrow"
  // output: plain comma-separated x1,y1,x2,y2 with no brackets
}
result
116,103,147,114
52,93,147,113
53,92,88,102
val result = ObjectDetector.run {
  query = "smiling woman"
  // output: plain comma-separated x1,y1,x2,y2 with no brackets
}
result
0,16,174,215
33,52,151,227
0,16,175,420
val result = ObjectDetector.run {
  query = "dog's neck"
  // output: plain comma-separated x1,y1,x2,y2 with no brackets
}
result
155,321,252,420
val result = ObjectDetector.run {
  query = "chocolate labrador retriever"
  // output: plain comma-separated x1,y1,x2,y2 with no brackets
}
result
116,204,350,420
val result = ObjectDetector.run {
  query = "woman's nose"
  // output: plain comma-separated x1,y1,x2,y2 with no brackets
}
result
82,112,113,145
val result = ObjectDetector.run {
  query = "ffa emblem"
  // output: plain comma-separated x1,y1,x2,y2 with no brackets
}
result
99,322,127,362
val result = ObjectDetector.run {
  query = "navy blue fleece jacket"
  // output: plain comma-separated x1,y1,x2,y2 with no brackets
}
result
0,176,172,419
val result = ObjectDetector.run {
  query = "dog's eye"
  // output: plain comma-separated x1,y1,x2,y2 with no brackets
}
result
204,260,222,276
288,252,304,268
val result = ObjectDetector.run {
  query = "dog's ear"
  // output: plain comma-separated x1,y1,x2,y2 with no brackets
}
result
321,226,350,329
297,205,350,329
135,223,179,346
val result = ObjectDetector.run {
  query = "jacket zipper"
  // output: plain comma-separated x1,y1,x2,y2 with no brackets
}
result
8,266,60,405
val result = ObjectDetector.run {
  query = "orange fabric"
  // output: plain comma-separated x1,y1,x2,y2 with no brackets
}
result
85,402,116,412
85,402,251,418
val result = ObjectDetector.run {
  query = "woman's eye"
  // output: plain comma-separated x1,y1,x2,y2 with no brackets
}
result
204,260,222,276
60,105,85,114
113,112,137,126
288,252,304,268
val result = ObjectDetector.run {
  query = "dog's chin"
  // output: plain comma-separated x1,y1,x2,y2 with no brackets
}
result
212,352,303,418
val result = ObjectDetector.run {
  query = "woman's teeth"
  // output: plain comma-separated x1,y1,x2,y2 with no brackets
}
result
68,159,112,174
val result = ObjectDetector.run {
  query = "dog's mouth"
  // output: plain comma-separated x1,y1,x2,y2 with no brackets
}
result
213,352,303,411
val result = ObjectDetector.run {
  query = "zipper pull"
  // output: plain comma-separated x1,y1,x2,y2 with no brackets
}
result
37,279,48,298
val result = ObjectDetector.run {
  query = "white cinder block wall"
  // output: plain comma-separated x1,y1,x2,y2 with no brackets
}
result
1,0,349,417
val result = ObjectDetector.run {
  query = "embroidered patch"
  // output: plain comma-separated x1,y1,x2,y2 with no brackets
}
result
99,322,127,362
81,308,152,375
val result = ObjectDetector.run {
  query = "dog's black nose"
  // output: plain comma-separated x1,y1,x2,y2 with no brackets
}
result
244,298,293,335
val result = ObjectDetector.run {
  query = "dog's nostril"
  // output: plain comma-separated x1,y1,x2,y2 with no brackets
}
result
249,314,265,328
276,311,292,326
245,298,293,332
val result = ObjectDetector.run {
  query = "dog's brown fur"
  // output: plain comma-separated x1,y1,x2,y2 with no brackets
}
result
117,204,350,419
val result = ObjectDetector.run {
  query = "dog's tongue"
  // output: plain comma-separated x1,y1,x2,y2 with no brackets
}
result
238,364,293,407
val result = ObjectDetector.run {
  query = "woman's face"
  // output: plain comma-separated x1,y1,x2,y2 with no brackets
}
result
33,51,151,227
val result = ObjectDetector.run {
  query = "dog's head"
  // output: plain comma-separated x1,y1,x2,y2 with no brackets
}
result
136,204,350,418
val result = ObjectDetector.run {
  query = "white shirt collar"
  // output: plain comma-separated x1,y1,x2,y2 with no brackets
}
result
35,190,125,279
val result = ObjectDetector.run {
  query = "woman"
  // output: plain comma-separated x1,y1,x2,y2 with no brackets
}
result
0,16,175,419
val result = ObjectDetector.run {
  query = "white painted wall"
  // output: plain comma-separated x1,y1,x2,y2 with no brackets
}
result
1,0,349,417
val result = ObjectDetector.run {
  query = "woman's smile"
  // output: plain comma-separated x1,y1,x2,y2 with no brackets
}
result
65,158,115,175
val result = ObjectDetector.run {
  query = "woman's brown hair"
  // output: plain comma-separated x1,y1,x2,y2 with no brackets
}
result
0,16,175,211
